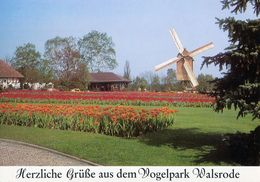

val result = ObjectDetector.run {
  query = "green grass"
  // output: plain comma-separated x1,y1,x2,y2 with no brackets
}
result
0,107,259,165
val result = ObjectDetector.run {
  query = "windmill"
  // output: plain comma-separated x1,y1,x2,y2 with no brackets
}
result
154,28,214,87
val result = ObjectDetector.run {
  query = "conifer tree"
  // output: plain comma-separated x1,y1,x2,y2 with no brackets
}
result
202,0,260,119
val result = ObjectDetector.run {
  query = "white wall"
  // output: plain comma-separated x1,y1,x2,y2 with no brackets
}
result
0,78,21,89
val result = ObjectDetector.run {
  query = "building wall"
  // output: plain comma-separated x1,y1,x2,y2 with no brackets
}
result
0,78,21,89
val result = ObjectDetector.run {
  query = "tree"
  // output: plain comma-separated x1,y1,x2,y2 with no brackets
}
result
12,43,41,83
78,30,117,72
141,71,157,91
150,74,161,92
162,68,177,91
196,74,215,93
131,76,148,91
123,60,131,80
38,59,54,83
44,36,89,90
59,63,89,90
201,0,260,166
44,36,79,79
202,0,260,120
73,63,89,90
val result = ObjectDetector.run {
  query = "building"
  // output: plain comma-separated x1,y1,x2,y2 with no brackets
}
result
0,60,24,89
89,72,131,91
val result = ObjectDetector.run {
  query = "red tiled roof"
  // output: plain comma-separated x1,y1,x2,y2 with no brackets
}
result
89,72,131,83
0,60,24,78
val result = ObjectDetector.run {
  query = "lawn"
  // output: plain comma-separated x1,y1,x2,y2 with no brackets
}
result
0,107,259,165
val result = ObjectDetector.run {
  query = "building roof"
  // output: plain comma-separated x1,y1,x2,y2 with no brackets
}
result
89,72,131,83
0,60,24,78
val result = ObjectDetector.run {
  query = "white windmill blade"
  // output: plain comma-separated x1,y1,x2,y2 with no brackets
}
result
189,42,214,58
169,28,184,53
154,57,180,71
183,60,199,87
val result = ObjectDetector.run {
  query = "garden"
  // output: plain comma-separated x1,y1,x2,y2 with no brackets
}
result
1,0,259,167
0,90,259,165
0,90,193,137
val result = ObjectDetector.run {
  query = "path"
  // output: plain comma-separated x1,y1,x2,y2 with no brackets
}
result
0,139,98,166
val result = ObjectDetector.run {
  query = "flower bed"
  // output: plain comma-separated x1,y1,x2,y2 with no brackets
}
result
0,103,176,137
0,90,214,107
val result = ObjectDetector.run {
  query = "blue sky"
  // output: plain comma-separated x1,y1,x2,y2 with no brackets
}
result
0,0,256,78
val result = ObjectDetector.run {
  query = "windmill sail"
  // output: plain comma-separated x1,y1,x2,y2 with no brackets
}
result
154,57,180,71
189,42,214,57
183,60,199,87
169,29,184,53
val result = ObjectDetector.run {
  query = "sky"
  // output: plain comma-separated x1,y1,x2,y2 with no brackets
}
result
0,0,256,78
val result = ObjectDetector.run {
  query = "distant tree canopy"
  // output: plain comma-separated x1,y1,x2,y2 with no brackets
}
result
128,68,210,92
202,0,260,119
38,59,54,83
150,74,161,92
10,30,117,90
12,43,41,83
44,36,89,90
78,30,117,72
12,43,53,84
44,36,81,80
196,74,215,93
163,68,177,91
130,76,148,91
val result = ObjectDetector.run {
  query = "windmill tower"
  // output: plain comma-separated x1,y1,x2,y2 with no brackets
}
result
155,28,214,87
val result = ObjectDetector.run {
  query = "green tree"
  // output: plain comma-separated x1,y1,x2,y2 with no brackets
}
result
141,71,156,91
196,74,215,93
162,68,177,91
12,43,41,83
150,74,161,92
131,76,148,91
72,62,89,90
38,59,54,83
173,82,186,91
78,30,117,72
202,0,260,119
